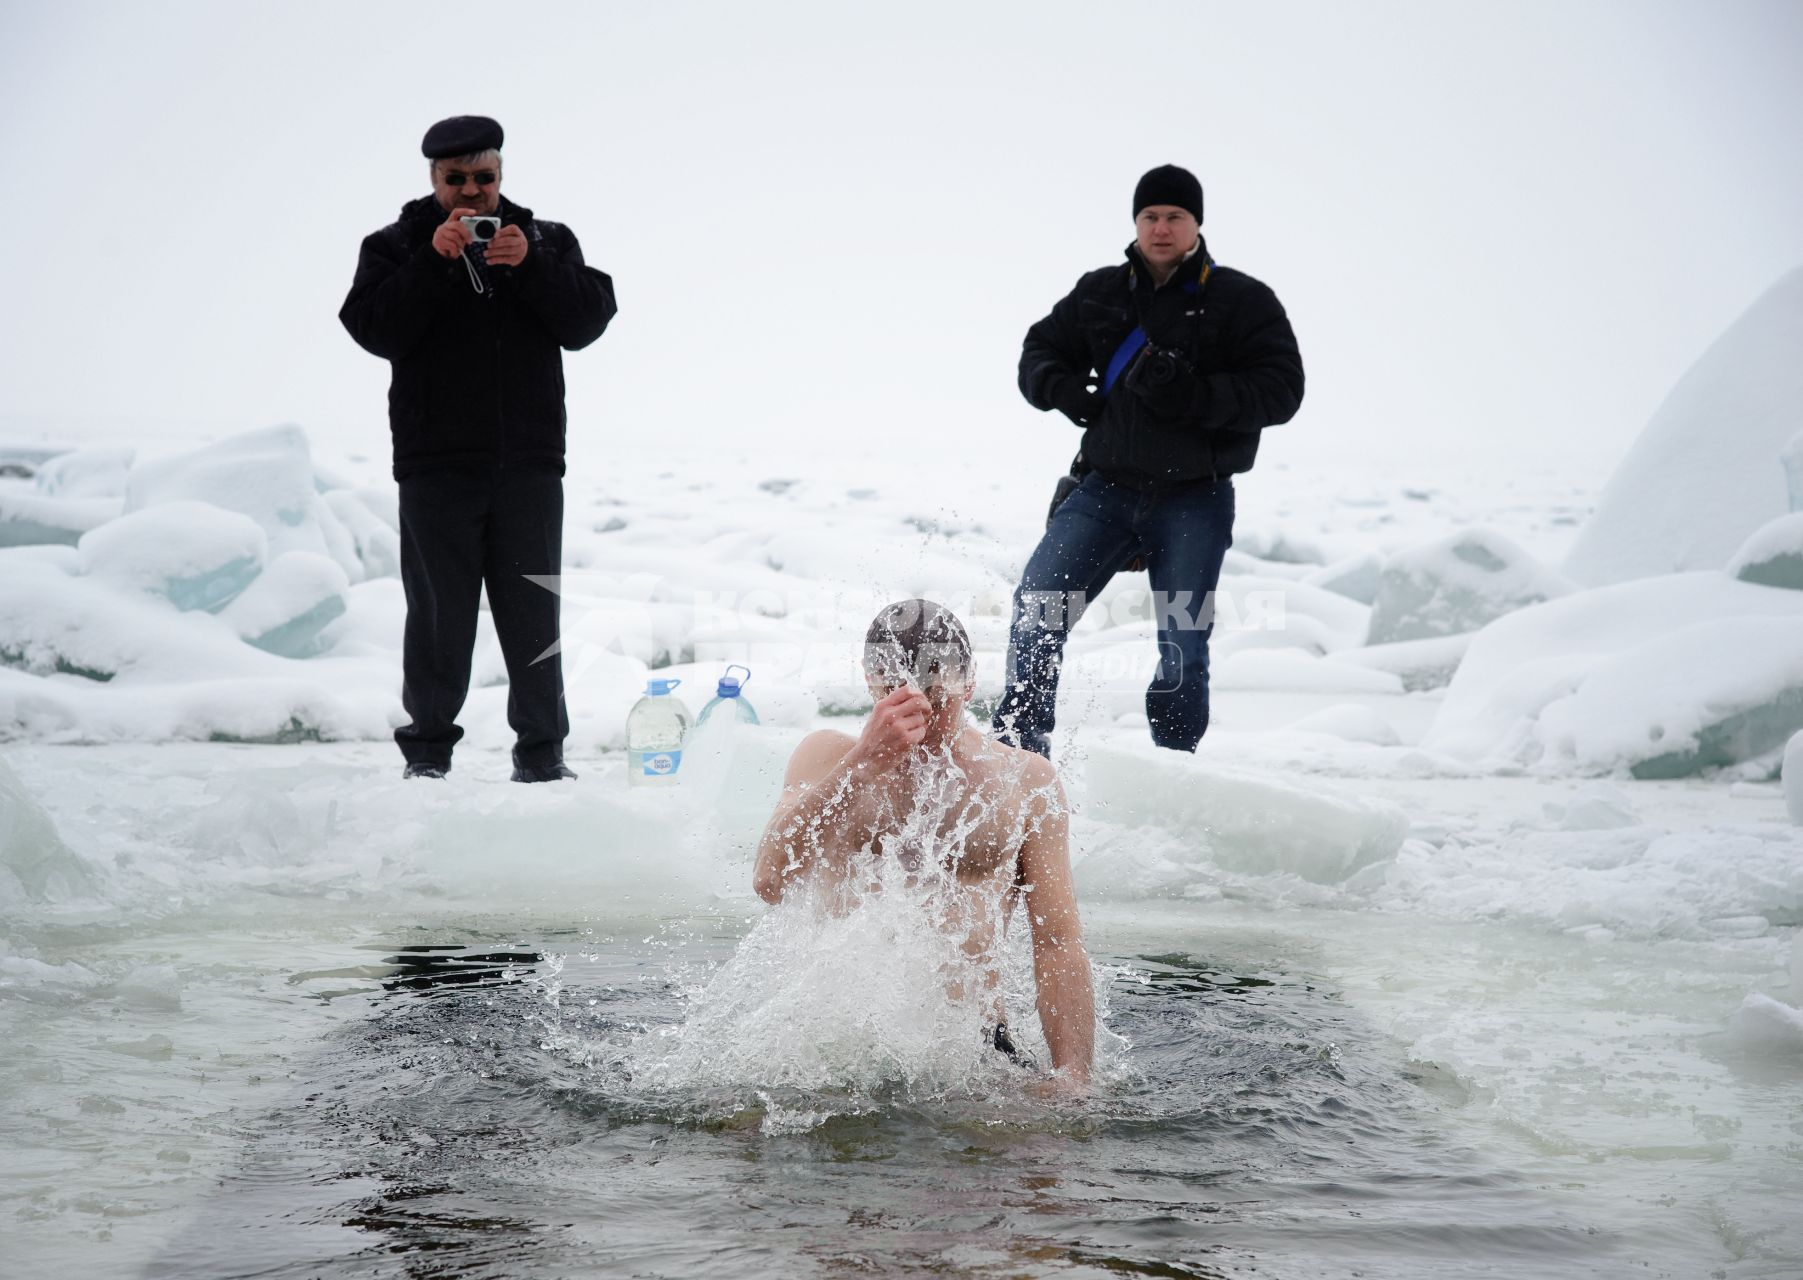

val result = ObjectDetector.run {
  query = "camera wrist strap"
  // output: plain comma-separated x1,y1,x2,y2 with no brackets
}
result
461,242,491,296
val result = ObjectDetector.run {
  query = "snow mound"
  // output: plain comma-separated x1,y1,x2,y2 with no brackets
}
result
1075,744,1409,887
1535,617,1803,779
1726,513,1803,590
1366,527,1573,644
1565,266,1803,585
123,425,362,582
1426,572,1803,775
77,501,266,611
1785,730,1803,825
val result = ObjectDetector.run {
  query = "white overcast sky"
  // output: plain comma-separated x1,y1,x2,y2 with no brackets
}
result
4,0,1801,482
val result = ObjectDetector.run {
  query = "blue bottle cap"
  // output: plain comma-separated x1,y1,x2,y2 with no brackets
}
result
714,664,752,698
646,678,682,696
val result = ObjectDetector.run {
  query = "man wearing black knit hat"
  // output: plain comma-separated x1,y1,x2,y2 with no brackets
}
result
993,164,1304,759
340,115,617,782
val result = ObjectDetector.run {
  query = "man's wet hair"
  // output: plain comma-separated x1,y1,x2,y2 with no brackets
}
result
863,599,972,690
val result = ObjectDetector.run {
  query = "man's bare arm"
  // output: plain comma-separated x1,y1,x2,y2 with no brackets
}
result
752,730,861,903
1017,764,1095,1084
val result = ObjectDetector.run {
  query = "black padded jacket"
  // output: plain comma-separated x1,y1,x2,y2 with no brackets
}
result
340,195,617,480
1018,238,1303,485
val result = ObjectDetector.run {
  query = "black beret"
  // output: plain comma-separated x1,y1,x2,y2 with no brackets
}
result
421,115,504,160
1133,164,1203,223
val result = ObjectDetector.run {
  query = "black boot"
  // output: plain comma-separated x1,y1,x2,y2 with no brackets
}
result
511,761,577,783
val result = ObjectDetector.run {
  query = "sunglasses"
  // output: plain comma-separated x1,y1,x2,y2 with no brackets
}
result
438,169,498,187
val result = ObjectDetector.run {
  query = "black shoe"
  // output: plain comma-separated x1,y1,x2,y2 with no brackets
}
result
511,762,577,783
403,762,448,780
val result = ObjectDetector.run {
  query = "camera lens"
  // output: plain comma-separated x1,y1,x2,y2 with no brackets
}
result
474,220,496,241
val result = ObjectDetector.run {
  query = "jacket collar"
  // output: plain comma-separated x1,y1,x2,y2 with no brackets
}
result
1125,234,1211,291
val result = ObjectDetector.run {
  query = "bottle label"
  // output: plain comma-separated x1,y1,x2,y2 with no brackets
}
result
641,749,682,778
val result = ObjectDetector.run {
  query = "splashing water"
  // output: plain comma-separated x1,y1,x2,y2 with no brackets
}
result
548,734,1113,1118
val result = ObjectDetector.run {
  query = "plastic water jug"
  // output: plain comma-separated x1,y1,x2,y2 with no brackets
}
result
695,665,758,728
626,678,691,786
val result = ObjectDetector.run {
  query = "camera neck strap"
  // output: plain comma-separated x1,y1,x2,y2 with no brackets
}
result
1101,259,1213,397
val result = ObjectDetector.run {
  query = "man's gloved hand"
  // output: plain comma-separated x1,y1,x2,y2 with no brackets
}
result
1050,377,1103,428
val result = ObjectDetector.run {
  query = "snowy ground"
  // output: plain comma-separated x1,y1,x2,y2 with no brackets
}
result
3,415,1802,1273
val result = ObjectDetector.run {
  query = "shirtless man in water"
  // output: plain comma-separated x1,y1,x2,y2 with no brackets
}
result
752,599,1095,1086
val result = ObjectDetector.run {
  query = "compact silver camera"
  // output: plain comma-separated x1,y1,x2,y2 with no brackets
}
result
459,215,501,242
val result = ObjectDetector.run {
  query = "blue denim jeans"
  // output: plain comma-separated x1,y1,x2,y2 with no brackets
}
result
993,470,1235,757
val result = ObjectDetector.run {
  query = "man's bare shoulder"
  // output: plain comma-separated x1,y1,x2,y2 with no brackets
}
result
968,731,1061,797
783,728,858,786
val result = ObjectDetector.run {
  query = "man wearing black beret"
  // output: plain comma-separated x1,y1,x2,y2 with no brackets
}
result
993,164,1304,759
340,115,617,782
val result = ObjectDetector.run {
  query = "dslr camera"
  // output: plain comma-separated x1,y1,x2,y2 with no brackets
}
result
1124,343,1193,397
459,215,502,242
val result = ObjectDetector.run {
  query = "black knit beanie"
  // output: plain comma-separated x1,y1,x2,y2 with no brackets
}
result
1133,164,1203,223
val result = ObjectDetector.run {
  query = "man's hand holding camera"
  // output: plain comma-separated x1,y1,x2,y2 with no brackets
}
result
431,207,528,267
432,206,480,259
485,225,528,268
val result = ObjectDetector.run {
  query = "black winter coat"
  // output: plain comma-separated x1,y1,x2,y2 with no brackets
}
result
340,195,617,480
1018,239,1303,485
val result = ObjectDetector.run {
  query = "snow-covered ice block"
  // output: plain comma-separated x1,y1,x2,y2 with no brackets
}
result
1537,617,1803,778
1727,993,1803,1056
1726,513,1803,590
352,484,399,533
1367,527,1573,644
1784,730,1803,825
0,664,399,744
1565,266,1803,585
0,559,277,685
319,578,406,658
77,501,266,612
1284,703,1402,745
0,752,97,907
219,552,349,657
1326,632,1471,692
323,489,400,579
1216,574,1369,650
1078,744,1409,885
33,447,135,499
1213,611,1350,660
123,425,362,582
1304,551,1384,605
1428,572,1803,773
1232,525,1329,565
0,490,120,547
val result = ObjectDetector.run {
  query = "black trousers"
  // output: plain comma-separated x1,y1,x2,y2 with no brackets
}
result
395,465,568,770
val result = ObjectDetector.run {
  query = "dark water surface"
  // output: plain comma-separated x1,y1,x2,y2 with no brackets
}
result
136,928,1631,1280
